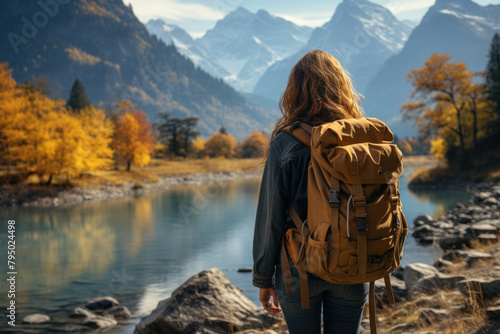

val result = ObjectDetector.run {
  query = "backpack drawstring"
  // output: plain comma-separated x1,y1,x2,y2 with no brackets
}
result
347,195,353,242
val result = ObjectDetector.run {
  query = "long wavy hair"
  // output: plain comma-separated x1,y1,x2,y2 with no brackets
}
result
265,50,364,159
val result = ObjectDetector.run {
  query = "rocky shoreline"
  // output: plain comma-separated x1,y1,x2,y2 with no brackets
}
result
0,170,262,208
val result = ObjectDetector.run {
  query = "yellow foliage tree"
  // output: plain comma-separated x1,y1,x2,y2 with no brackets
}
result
401,53,495,163
76,106,114,171
0,63,115,184
112,103,155,171
238,131,268,158
204,132,237,158
191,136,205,157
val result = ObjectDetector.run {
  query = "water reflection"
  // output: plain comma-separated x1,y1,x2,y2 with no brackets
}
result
0,174,470,334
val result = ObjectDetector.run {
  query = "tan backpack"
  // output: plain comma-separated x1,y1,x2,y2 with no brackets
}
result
280,117,408,334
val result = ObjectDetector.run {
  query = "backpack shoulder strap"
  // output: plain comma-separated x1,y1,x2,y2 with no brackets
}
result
282,122,312,147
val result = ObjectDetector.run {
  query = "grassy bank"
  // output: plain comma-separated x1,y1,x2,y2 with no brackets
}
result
1,158,264,188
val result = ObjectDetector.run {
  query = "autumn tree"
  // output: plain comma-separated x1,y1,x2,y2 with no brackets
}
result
112,101,155,171
401,53,495,164
0,63,24,174
238,131,267,158
204,132,237,158
67,79,91,112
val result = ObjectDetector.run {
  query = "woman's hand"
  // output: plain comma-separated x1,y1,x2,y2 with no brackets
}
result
259,287,281,314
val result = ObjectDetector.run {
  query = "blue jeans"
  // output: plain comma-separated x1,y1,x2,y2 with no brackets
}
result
275,260,368,334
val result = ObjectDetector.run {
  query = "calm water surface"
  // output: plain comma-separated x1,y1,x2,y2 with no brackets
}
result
0,166,470,333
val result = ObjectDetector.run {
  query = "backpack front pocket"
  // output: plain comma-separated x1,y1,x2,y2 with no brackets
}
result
305,222,330,275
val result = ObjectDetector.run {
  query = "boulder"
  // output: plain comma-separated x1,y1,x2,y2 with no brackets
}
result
474,192,493,203
458,213,473,224
433,258,454,270
414,214,434,226
22,313,50,324
374,275,407,303
402,263,440,291
134,268,282,334
410,273,467,296
83,316,117,329
466,223,498,236
102,305,131,320
84,296,120,311
438,236,473,250
486,306,500,320
70,307,95,319
458,278,500,302
485,197,499,206
418,308,452,325
442,249,492,263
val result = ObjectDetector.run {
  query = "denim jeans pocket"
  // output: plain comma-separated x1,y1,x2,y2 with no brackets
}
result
344,282,369,301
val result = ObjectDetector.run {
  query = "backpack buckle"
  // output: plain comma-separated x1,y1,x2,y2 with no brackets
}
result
329,189,340,208
357,217,368,233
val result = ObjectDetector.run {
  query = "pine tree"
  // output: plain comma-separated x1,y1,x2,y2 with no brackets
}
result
486,33,500,120
67,79,91,111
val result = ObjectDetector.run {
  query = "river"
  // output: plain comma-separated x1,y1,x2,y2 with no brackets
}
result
0,165,470,333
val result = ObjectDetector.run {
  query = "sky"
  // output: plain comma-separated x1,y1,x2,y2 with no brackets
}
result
126,0,499,38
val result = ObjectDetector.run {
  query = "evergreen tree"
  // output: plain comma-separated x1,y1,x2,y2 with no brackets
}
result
486,33,500,123
181,117,199,155
158,113,184,156
67,79,91,111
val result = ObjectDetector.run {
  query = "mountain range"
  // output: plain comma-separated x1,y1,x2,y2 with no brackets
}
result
2,0,499,139
147,7,312,93
253,0,412,103
0,0,278,139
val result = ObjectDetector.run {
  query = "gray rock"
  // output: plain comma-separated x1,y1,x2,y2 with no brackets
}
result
480,219,500,228
486,306,500,320
134,268,282,334
402,263,440,291
414,214,434,226
458,213,473,224
22,313,50,324
438,236,473,250
374,275,407,303
410,273,467,296
84,296,119,312
458,278,500,302
466,205,483,215
485,197,499,206
83,316,117,329
70,307,95,319
467,223,498,236
418,308,452,325
433,258,454,270
442,249,492,262
102,305,131,320
475,192,493,203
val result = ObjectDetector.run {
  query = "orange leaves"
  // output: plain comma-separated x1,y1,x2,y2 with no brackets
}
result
112,102,155,170
401,53,494,161
238,130,268,158
204,132,238,158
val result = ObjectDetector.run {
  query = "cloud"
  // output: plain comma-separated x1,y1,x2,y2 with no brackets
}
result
127,0,224,22
275,12,331,27
384,0,435,14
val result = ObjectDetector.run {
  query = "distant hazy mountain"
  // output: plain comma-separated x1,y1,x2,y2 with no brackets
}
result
0,0,278,138
146,19,230,80
363,0,500,136
253,0,412,101
195,7,313,93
